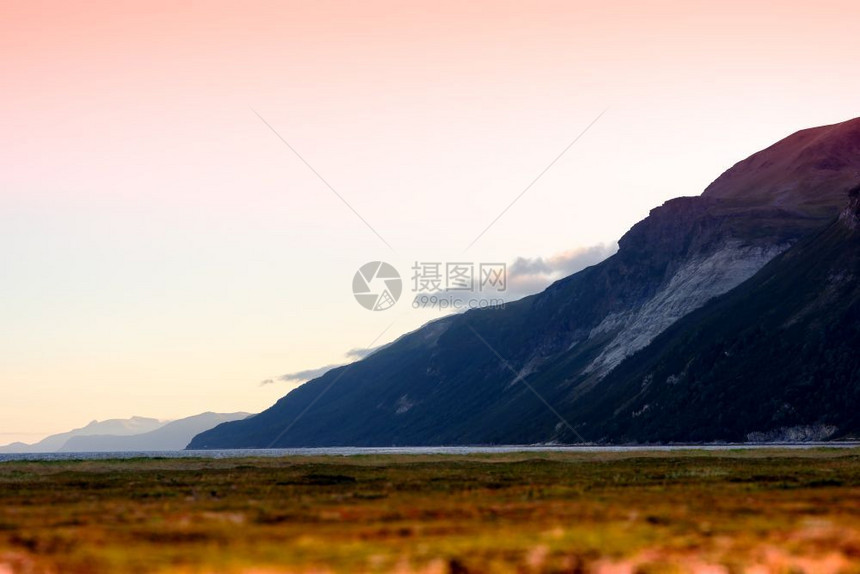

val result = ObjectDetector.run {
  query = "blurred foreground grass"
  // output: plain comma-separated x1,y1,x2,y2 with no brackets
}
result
1,449,859,573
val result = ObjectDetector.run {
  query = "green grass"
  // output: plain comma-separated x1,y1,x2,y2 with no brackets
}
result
1,449,860,573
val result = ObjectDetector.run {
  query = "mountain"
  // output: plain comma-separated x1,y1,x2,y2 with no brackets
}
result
59,412,250,452
0,417,165,454
189,117,860,448
566,187,860,442
703,118,860,215
0,413,252,454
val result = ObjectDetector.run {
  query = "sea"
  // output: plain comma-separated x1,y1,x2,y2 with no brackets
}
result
2,443,859,462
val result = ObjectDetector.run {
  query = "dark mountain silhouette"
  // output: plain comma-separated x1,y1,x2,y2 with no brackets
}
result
190,118,860,448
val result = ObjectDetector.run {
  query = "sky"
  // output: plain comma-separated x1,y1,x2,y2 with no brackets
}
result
2,0,860,444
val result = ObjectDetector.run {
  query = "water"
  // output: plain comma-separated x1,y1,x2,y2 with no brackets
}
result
1,442,858,462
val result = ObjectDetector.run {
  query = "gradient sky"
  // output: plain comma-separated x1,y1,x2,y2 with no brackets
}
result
3,0,860,443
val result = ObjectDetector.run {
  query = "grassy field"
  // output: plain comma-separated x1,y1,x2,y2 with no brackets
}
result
1,449,860,573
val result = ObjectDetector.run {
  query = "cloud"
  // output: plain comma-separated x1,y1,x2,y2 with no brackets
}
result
508,257,553,276
259,366,341,387
260,247,614,387
345,347,376,360
506,243,617,298
262,345,388,388
406,244,617,310
276,364,343,384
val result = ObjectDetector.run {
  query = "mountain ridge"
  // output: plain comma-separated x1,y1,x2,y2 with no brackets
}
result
566,185,860,442
60,412,251,452
189,117,860,449
0,417,165,454
1,413,250,454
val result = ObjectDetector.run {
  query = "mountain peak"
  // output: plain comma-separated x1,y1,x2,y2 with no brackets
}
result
703,117,860,217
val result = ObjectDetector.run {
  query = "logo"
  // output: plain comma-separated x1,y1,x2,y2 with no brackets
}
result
352,261,402,311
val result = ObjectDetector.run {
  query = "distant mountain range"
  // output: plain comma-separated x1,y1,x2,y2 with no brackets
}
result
0,412,249,453
188,117,860,447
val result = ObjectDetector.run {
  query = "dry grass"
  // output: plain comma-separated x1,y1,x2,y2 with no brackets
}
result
1,449,859,573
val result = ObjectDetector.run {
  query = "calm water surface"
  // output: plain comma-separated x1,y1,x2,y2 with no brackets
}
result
2,443,858,462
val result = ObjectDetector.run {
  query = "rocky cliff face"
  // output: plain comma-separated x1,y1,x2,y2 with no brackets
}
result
585,240,788,376
190,118,860,448
571,187,860,443
839,185,860,230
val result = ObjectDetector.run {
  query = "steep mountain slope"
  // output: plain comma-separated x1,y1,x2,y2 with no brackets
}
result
566,187,860,443
0,417,165,454
59,412,250,452
704,117,860,215
190,117,860,448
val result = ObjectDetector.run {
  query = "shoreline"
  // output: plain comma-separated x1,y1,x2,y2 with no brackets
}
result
2,442,859,463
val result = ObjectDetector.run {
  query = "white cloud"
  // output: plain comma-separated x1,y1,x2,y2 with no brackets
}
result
506,243,617,298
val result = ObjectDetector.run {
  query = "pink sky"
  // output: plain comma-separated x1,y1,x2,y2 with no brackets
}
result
2,0,860,444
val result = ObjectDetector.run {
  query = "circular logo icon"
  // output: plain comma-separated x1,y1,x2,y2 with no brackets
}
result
352,261,402,311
